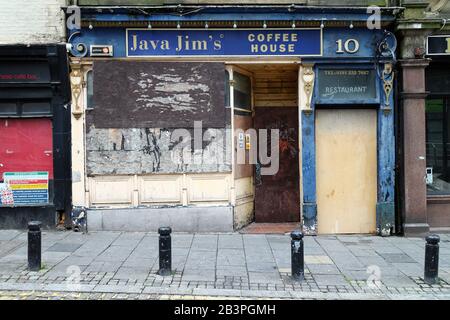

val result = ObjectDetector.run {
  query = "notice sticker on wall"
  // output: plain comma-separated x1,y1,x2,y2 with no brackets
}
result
1,172,49,206
0,183,14,206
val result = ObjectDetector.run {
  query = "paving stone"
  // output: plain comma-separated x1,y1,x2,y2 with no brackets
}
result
307,264,341,275
122,258,155,268
246,263,278,272
47,243,82,253
313,274,349,286
218,235,244,249
248,272,282,284
216,266,248,277
304,255,334,264
182,269,216,282
171,235,194,248
217,249,246,266
191,235,218,251
0,230,22,241
381,276,418,287
380,253,416,263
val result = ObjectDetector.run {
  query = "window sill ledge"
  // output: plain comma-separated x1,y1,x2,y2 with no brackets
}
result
427,195,450,204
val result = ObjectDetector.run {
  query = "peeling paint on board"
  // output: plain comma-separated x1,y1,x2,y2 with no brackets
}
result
86,126,232,175
89,61,227,129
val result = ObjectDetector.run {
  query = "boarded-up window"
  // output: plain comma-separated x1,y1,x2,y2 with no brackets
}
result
89,61,226,128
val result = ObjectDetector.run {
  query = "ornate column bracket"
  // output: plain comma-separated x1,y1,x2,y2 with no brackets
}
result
381,63,394,115
301,63,315,116
70,63,83,120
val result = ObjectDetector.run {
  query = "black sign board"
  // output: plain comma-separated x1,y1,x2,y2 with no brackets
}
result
90,45,113,57
0,62,51,84
427,35,450,56
316,69,377,103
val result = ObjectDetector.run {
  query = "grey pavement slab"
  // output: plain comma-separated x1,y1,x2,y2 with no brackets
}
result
307,264,341,275
216,266,248,277
122,258,155,268
0,230,22,241
217,249,246,266
381,275,418,287
47,243,82,253
182,268,216,281
380,253,416,263
393,263,423,277
172,234,194,248
342,270,371,281
185,250,216,269
248,271,282,284
313,274,349,286
246,263,278,273
114,267,150,281
218,234,243,249
84,261,123,273
191,235,218,251
0,240,25,258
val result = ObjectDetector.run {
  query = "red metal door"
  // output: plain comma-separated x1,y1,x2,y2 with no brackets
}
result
254,107,300,222
0,118,53,180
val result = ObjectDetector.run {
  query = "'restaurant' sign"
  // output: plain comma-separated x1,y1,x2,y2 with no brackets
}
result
317,69,377,103
427,35,450,55
126,29,322,57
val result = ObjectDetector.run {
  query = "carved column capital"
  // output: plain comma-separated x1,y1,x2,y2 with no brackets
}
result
301,63,315,116
70,63,84,120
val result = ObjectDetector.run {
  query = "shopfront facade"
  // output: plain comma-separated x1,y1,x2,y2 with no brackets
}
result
67,5,397,235
0,45,72,229
397,0,450,235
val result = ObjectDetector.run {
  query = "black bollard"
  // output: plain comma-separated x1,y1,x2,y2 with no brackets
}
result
158,227,172,276
291,230,304,280
424,234,440,285
28,221,42,271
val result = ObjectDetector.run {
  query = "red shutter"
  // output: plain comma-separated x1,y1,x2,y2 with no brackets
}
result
0,118,53,180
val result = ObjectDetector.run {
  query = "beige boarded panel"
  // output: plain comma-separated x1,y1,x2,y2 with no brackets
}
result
187,174,230,203
235,177,254,200
139,175,182,204
89,176,133,205
316,109,377,234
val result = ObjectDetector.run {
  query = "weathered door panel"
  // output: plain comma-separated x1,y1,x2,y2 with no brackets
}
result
316,109,377,234
254,107,300,222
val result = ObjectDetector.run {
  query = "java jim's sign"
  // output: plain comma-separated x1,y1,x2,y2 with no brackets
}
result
126,29,322,57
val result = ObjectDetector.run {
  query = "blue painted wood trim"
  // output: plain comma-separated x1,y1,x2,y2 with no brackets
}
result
301,107,317,234
376,64,395,236
302,203,317,234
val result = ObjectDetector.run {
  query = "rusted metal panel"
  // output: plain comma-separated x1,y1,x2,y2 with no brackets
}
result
90,61,227,128
254,107,300,223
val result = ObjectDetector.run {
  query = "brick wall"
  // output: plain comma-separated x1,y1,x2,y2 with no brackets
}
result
0,0,67,44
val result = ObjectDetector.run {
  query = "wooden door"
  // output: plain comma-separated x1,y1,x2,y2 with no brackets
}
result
316,109,377,234
254,107,300,222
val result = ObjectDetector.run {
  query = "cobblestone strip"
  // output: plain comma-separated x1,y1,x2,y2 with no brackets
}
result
1,288,449,300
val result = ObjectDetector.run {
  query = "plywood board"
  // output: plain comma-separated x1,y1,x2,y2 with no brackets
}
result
316,109,377,234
